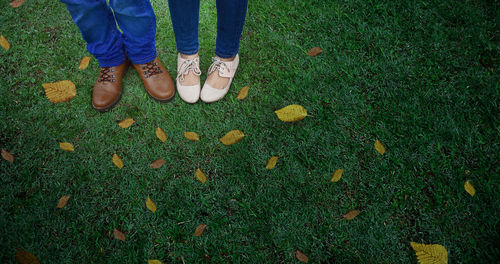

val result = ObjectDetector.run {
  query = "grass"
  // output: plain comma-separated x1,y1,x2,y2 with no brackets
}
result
0,0,499,263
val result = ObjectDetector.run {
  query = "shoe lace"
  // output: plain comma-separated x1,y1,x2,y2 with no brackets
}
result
207,57,230,75
141,61,163,78
97,67,116,82
177,57,201,82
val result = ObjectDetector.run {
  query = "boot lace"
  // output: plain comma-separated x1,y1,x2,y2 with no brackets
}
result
97,67,116,82
177,57,201,82
141,61,163,78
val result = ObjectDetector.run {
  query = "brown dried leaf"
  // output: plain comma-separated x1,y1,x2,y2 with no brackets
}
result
59,142,74,152
275,104,308,122
57,195,70,208
1,149,14,162
331,169,343,182
15,248,40,264
112,154,123,169
236,86,249,100
113,228,126,241
195,168,207,184
78,56,91,70
307,47,322,57
42,80,76,103
193,224,207,237
410,242,448,264
343,209,360,220
118,118,134,128
374,139,386,155
464,181,476,197
150,158,165,169
219,130,245,145
265,156,278,169
0,35,10,51
145,197,157,213
184,132,199,141
295,250,309,263
148,260,162,264
9,0,25,8
155,127,167,142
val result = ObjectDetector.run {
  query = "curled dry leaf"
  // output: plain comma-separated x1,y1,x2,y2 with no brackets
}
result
118,118,134,128
16,248,40,264
464,181,476,197
113,228,126,241
184,132,199,141
275,104,307,122
220,130,245,145
78,56,91,70
193,224,207,237
59,142,74,152
343,209,360,220
410,242,448,264
331,169,343,182
295,250,309,263
195,168,207,184
0,35,10,51
148,260,162,264
57,195,70,209
9,0,26,8
265,156,278,170
150,158,165,169
112,154,123,169
145,197,157,213
42,80,76,103
1,149,14,162
236,86,249,100
374,139,386,155
307,47,322,57
155,127,167,142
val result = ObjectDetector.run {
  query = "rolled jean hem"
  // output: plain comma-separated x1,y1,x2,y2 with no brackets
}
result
177,49,199,56
129,49,157,65
215,50,239,59
96,54,127,68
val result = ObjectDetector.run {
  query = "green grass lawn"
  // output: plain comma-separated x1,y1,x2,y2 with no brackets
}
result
1,0,499,263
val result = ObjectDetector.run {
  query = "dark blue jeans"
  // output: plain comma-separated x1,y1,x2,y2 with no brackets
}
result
61,0,157,67
168,0,248,58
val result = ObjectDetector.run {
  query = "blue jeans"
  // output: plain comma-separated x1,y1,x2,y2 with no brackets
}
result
61,0,157,67
168,0,248,58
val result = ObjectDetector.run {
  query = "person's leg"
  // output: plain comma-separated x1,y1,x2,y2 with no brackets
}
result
61,0,126,67
108,0,157,64
168,0,200,56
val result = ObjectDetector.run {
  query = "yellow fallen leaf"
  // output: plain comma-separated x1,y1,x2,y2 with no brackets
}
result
1,149,14,162
193,224,207,237
150,158,166,169
148,260,162,264
184,131,199,141
78,56,91,70
410,242,448,264
156,127,167,142
15,248,40,264
0,35,10,51
59,142,74,152
236,86,249,100
195,168,207,184
9,0,26,8
307,47,323,57
464,181,476,197
112,154,123,169
42,80,76,103
57,195,70,208
275,104,307,122
118,118,134,128
374,139,386,155
113,228,126,241
220,130,245,145
295,250,309,263
331,169,343,182
343,209,359,220
145,197,157,213
265,156,278,169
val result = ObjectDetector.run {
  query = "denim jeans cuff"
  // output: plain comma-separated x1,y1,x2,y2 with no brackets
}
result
97,53,127,67
215,50,239,59
129,49,157,65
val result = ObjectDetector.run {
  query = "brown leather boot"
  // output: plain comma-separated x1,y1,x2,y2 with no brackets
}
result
92,61,129,112
133,57,175,102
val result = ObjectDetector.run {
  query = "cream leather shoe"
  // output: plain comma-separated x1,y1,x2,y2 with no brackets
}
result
200,54,239,103
176,53,201,103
